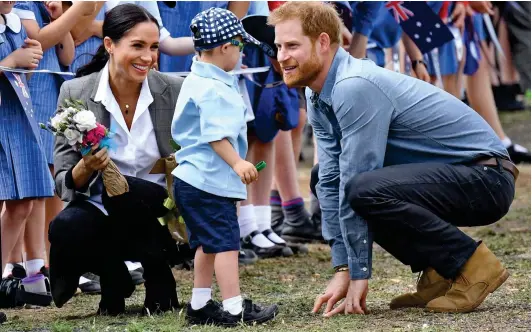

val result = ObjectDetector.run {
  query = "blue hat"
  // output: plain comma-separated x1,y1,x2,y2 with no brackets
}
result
190,7,273,56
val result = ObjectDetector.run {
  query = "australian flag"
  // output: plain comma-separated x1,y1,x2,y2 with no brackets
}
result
385,1,454,54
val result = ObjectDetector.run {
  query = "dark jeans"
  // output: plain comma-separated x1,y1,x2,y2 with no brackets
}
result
310,159,515,279
48,199,180,313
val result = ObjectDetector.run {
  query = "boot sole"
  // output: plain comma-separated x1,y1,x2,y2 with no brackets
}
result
425,269,509,313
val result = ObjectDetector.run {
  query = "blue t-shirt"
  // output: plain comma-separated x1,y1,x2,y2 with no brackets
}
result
171,58,248,200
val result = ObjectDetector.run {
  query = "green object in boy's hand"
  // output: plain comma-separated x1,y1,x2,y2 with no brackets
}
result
255,161,266,172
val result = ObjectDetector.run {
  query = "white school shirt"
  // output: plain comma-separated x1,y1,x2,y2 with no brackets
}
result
87,62,165,215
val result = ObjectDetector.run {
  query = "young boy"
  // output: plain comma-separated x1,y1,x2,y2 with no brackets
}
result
171,7,278,326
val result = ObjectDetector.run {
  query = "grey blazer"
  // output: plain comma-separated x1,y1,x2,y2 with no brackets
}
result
53,69,184,202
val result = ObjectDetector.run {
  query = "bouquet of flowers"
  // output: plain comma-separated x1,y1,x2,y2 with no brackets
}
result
40,99,129,197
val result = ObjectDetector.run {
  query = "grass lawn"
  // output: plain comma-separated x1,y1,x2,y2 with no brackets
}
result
2,111,530,332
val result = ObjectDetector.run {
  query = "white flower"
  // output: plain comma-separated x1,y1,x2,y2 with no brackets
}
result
50,111,69,130
73,110,97,132
64,128,83,146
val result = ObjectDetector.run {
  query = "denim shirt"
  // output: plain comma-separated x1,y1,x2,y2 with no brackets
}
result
307,48,509,279
171,58,248,200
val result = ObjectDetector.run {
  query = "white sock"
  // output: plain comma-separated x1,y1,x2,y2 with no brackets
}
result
513,143,529,153
79,276,91,285
502,137,512,148
191,288,212,310
251,233,275,248
26,259,45,276
2,263,14,278
254,205,272,232
223,295,243,315
125,261,142,271
238,204,257,238
255,205,286,245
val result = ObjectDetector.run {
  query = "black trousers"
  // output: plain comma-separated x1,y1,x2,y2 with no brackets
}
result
310,159,515,279
48,199,180,313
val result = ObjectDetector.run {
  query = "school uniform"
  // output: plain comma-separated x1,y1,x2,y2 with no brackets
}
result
70,7,106,74
13,2,64,165
0,12,54,200
157,1,229,73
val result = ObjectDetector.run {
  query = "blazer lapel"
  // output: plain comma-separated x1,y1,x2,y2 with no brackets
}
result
87,71,110,128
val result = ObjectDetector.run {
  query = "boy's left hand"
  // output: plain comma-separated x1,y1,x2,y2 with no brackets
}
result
233,160,258,185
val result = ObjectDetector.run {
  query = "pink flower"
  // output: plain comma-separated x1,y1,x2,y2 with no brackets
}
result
83,123,107,146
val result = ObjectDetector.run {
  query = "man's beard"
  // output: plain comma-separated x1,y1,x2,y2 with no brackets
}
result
282,49,321,88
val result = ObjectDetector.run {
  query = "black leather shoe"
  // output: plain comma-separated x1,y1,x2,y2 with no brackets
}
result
239,249,258,265
79,273,101,294
262,229,306,255
222,299,278,326
129,268,145,286
241,231,291,259
186,300,224,325
507,144,531,164
281,214,325,243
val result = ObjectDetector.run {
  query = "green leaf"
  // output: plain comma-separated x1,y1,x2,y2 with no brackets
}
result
169,139,181,152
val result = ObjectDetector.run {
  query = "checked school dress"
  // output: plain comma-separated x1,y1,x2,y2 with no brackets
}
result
0,14,54,200
14,1,65,165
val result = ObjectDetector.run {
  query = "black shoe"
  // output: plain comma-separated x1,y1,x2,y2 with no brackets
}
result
507,144,531,164
129,268,145,286
239,249,258,266
493,84,525,112
11,264,27,279
0,312,6,324
80,273,101,294
221,299,278,326
241,231,291,259
281,214,325,243
186,300,224,325
262,229,306,255
270,206,284,235
0,277,24,308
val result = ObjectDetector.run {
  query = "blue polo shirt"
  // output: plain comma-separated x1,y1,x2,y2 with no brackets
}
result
171,58,248,200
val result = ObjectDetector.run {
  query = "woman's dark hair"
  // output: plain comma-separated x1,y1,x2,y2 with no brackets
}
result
76,4,159,78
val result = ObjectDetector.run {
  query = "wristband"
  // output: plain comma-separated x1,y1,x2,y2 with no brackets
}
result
411,59,427,71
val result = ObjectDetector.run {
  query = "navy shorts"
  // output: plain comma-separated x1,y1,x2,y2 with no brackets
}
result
173,177,240,254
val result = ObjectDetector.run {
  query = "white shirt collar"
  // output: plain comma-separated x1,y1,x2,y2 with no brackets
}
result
0,13,22,34
94,62,154,134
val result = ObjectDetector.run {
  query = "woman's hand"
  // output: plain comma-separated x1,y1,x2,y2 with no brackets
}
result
82,144,110,172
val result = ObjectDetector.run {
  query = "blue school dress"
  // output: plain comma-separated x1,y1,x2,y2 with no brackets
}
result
70,7,106,74
14,1,64,165
0,14,54,200
425,2,460,76
157,1,229,73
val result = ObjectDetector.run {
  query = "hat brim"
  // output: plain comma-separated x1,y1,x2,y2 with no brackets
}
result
242,15,277,58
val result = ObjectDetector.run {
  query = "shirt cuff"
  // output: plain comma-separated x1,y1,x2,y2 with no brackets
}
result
160,27,171,42
348,257,371,280
330,239,349,268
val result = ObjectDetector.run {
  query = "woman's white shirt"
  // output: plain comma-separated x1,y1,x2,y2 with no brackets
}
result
87,62,164,215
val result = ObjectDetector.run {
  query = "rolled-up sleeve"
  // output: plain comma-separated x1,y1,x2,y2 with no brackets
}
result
351,1,384,37
197,89,244,144
332,77,394,279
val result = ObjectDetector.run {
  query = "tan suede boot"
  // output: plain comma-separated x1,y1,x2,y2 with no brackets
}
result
389,268,451,309
425,243,509,313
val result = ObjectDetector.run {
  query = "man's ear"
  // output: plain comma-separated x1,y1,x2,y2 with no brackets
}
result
317,32,332,54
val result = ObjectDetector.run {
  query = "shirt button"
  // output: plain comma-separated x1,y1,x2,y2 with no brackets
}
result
362,267,367,272
483,167,488,171
363,240,367,244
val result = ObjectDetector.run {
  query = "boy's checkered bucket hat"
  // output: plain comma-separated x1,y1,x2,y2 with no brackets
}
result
190,7,275,57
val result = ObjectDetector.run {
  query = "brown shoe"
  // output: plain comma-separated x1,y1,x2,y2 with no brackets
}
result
425,243,509,313
390,268,451,309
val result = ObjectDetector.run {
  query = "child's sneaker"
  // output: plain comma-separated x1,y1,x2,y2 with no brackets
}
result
186,300,224,325
222,299,278,326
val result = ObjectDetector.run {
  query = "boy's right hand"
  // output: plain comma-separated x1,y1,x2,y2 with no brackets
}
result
233,160,258,185
11,39,43,69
